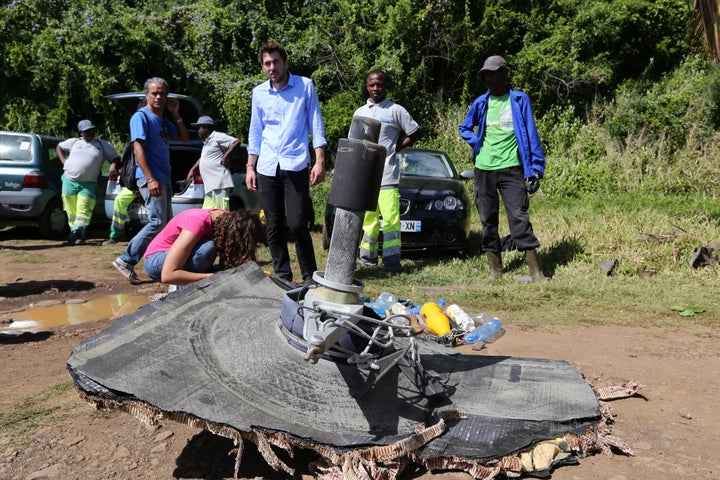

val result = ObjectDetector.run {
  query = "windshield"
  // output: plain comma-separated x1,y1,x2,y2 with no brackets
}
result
398,150,454,178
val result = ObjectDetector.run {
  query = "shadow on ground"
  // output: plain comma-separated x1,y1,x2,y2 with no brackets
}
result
0,280,96,298
174,430,319,479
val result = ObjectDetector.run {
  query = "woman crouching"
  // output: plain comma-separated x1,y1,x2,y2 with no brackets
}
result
143,208,263,287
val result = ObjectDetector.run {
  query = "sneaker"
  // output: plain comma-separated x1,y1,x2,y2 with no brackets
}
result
102,238,121,246
112,259,141,285
302,276,318,287
67,230,84,246
358,258,378,268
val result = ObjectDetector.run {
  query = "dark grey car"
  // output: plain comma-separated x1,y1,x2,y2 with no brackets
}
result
322,147,473,252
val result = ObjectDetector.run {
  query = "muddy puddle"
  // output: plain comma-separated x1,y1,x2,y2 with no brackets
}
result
0,294,148,334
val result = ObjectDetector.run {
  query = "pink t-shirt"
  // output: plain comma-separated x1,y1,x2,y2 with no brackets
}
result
144,208,225,258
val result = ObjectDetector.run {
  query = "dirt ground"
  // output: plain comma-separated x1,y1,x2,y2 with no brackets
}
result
1,224,718,480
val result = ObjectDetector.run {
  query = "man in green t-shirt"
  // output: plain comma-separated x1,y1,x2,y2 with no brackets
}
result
459,55,547,282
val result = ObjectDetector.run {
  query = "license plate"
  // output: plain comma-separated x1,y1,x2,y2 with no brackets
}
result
401,220,421,232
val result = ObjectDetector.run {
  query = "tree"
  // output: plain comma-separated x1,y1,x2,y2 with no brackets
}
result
693,0,720,60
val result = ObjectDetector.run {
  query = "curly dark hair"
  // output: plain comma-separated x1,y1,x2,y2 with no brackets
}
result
211,209,264,269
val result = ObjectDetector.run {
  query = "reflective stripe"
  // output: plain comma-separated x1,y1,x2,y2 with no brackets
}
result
110,187,138,238
62,193,95,230
361,187,402,263
73,195,95,229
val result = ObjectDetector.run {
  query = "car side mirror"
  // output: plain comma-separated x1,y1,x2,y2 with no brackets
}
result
460,169,474,180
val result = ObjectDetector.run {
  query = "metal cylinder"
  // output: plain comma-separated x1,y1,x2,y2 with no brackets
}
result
327,138,386,212
348,115,381,143
324,208,365,285
320,116,385,289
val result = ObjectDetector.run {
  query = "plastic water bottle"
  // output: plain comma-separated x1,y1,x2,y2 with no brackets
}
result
390,302,409,315
362,295,387,316
464,318,503,344
445,304,476,331
376,292,398,310
420,302,451,336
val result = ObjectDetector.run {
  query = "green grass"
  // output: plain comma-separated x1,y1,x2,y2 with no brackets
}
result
0,382,78,448
266,191,720,334
1,249,51,264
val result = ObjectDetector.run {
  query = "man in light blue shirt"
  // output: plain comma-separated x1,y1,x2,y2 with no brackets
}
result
246,41,327,286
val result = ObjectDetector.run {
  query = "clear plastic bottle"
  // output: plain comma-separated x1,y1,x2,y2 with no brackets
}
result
390,302,409,315
445,304,476,331
464,318,503,344
376,292,398,310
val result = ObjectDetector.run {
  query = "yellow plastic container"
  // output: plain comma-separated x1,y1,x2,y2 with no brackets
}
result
420,302,451,336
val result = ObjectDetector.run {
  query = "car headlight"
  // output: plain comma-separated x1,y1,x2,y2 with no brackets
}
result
427,196,464,210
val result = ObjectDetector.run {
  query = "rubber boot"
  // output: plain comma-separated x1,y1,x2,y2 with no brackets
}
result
526,250,547,283
486,252,502,280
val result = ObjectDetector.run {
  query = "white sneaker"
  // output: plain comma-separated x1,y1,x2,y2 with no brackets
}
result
112,259,141,285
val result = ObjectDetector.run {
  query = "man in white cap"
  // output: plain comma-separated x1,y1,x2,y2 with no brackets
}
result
56,119,120,245
459,55,548,282
185,115,242,210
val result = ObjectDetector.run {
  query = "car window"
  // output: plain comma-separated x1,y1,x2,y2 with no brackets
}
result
45,141,61,165
0,133,33,162
398,151,453,178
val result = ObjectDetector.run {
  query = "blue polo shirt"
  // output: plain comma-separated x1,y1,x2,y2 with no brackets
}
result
130,107,178,183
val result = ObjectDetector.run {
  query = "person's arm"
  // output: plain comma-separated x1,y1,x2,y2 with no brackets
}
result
397,128,423,152
108,156,120,180
520,95,546,178
103,141,121,179
133,140,160,197
306,81,327,186
309,146,325,186
166,98,190,142
458,98,483,154
160,229,213,285
186,158,201,184
221,139,241,169
245,154,258,191
55,144,67,164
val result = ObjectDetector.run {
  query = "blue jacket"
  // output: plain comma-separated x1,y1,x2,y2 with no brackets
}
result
459,88,545,179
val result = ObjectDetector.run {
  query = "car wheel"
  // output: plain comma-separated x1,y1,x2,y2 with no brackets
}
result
38,197,69,239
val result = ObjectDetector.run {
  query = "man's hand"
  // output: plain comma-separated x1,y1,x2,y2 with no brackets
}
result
147,178,161,197
527,174,540,194
310,147,326,186
108,163,119,181
246,169,257,191
310,162,325,186
166,98,180,117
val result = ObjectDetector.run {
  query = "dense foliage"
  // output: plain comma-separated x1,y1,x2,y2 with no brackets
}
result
1,0,718,196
